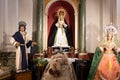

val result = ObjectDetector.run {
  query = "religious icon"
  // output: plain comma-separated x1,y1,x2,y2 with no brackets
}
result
88,23,120,80
48,8,73,47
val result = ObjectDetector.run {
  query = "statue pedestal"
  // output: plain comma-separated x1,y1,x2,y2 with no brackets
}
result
52,46,70,53
47,46,75,58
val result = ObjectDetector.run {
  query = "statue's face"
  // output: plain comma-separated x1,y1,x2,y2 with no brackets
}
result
59,11,64,16
59,11,64,21
20,26,25,32
107,34,113,41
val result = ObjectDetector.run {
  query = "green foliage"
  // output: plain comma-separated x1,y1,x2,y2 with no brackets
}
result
34,58,48,67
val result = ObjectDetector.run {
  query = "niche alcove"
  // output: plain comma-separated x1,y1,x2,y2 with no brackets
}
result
47,1,75,48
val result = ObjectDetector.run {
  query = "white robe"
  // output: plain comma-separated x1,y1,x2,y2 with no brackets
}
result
54,20,69,47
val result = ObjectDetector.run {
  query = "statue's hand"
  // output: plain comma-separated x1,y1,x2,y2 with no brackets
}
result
15,42,20,47
63,22,67,27
32,42,37,45
114,47,120,53
99,46,104,52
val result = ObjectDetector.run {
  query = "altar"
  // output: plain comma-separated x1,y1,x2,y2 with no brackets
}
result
29,52,91,80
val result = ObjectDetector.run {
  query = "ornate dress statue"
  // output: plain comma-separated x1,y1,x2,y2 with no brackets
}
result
48,8,73,47
88,24,120,80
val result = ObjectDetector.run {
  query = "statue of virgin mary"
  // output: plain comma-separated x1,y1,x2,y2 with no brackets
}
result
48,8,73,47
88,24,120,80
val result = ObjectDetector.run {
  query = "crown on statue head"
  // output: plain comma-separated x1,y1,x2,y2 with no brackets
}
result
104,23,118,36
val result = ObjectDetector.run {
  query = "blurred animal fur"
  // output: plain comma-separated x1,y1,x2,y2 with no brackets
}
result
42,53,77,80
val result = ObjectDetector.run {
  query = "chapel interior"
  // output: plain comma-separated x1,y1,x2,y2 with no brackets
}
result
0,0,120,80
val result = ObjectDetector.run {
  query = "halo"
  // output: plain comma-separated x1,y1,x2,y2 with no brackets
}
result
57,8,66,18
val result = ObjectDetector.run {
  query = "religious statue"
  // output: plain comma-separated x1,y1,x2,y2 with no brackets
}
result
88,24,120,80
10,21,37,72
48,8,73,47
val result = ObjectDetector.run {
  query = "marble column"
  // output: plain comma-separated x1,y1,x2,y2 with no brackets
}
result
78,0,86,53
37,0,43,52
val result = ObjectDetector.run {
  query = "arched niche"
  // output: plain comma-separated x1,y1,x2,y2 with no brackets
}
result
48,1,75,47
43,0,78,50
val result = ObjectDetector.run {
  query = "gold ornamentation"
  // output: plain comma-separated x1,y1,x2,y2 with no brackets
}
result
57,8,66,19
